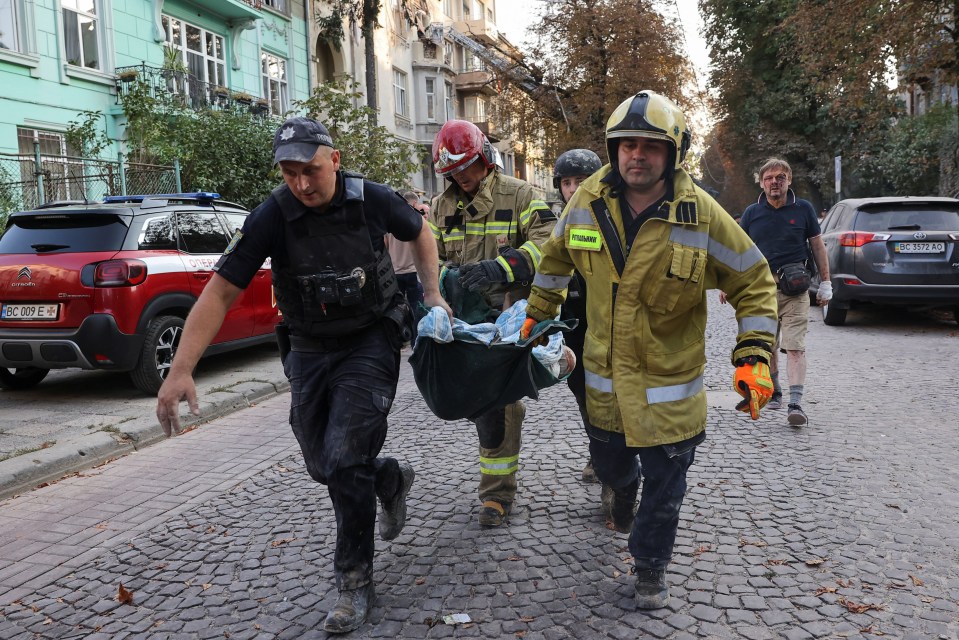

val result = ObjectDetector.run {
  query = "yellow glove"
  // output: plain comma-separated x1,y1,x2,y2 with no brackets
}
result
733,357,774,420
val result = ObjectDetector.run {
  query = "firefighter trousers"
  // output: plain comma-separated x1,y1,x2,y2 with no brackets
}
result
474,400,525,506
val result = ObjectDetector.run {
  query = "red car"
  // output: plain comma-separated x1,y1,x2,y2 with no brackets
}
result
0,193,281,394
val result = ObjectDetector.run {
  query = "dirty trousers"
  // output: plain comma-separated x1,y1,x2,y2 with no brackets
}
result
473,400,525,505
588,426,698,570
283,323,404,590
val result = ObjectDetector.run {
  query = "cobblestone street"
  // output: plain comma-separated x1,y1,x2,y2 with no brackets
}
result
1,298,957,639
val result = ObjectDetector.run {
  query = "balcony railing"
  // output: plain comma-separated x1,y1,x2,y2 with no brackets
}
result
114,64,270,116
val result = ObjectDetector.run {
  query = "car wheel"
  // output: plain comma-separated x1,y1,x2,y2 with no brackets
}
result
130,315,184,395
0,367,50,390
822,300,847,326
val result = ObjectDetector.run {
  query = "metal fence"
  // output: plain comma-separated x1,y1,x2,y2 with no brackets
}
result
0,152,178,214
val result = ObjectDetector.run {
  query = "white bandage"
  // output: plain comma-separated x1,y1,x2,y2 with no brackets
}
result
818,280,833,302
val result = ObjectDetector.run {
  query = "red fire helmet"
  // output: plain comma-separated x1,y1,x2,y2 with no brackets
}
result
432,119,495,176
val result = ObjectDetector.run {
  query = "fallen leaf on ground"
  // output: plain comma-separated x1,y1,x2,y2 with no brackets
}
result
837,597,884,614
805,557,826,566
415,578,426,585
693,545,711,556
117,584,133,605
815,586,837,596
271,537,296,547
909,574,924,586
739,538,767,548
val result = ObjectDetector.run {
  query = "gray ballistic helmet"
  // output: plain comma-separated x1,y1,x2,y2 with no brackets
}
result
552,149,603,189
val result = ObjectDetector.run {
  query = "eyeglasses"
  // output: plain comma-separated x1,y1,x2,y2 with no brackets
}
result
763,174,788,184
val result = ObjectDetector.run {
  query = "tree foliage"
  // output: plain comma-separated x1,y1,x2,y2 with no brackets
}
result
700,0,956,212
493,0,696,165
114,82,280,209
293,79,423,188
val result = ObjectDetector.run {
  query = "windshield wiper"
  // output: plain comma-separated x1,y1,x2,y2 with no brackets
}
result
31,243,71,252
887,224,921,231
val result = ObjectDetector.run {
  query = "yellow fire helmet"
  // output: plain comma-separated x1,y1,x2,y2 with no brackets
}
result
605,91,691,171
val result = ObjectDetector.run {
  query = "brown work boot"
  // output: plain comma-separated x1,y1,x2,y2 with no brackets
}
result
477,500,511,527
323,582,374,634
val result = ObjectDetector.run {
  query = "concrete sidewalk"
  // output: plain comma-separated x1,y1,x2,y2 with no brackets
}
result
1,300,958,639
0,343,289,502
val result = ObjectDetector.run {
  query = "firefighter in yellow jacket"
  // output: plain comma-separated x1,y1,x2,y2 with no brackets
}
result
428,119,556,527
521,92,778,608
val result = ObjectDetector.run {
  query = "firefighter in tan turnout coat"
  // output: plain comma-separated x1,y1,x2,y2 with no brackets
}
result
428,119,556,527
521,92,779,608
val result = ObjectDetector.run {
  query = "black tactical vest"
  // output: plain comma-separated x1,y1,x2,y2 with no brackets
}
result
271,174,399,338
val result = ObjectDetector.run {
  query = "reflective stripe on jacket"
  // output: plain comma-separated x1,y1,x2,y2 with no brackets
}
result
428,170,556,307
526,166,778,447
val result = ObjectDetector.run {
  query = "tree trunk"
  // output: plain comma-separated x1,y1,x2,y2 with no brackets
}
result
363,0,379,125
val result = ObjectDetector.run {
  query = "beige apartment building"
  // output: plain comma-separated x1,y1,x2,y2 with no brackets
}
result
310,0,552,200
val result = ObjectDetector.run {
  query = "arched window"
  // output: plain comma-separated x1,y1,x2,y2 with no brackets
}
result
314,40,335,84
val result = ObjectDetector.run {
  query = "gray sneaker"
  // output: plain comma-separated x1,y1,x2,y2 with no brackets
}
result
634,569,669,609
767,393,783,410
379,463,415,541
787,403,807,426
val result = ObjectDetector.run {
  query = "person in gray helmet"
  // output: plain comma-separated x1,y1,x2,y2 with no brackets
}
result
551,149,604,485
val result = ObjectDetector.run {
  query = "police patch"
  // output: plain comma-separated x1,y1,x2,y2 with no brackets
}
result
223,230,243,255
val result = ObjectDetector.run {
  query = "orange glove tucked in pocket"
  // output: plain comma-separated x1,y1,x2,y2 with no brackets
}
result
733,357,774,420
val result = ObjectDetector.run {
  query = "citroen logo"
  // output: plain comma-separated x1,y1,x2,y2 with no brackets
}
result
913,232,927,240
17,267,31,281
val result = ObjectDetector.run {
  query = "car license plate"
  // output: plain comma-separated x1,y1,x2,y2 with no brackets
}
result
0,303,61,321
894,242,945,253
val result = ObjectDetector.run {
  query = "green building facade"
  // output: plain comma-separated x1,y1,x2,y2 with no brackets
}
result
0,0,310,164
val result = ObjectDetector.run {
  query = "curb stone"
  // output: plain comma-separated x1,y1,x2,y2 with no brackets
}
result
0,378,290,502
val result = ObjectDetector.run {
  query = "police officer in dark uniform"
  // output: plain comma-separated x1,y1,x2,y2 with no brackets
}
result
156,117,451,634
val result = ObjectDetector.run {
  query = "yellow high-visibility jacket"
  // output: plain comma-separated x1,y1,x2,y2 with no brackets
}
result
428,170,556,308
526,166,778,447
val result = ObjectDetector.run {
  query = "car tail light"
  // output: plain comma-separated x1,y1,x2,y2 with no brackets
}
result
839,232,891,247
842,278,862,285
94,259,148,287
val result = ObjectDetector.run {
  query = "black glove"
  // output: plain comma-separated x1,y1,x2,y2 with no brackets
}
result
458,259,507,292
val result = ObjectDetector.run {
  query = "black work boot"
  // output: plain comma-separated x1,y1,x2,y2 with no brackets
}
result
581,457,598,483
634,569,669,609
323,582,374,634
379,462,415,541
601,481,637,533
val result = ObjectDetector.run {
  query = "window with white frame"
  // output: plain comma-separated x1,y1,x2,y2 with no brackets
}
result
465,95,486,122
62,0,100,69
0,0,20,51
443,41,453,66
393,68,409,118
444,80,454,120
442,0,452,18
162,16,225,88
261,52,288,115
261,0,287,14
473,1,484,20
425,77,436,121
16,127,85,201
461,1,469,19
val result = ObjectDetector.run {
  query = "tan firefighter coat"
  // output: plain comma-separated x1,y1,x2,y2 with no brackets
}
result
526,166,778,447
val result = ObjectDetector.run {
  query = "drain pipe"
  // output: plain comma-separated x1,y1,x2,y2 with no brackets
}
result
304,0,313,94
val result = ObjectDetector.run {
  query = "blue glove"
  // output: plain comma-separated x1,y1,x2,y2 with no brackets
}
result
458,260,507,292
